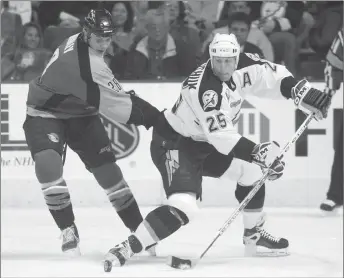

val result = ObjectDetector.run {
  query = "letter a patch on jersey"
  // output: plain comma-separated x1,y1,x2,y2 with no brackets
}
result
202,90,218,112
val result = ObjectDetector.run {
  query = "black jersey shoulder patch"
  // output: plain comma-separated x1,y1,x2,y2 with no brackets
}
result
198,61,223,112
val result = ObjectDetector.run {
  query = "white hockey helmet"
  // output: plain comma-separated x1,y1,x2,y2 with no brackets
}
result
209,33,240,67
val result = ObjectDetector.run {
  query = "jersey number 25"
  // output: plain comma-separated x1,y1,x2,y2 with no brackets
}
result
206,113,227,133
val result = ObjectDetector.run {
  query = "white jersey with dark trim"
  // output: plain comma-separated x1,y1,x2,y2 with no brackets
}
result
164,53,293,155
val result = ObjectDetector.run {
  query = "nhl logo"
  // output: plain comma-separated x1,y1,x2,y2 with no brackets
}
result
99,114,139,159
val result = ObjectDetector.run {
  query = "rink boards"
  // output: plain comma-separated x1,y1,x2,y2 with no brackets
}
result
1,82,343,207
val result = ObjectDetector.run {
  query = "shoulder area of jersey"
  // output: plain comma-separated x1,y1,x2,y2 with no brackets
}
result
197,62,224,112
237,52,267,70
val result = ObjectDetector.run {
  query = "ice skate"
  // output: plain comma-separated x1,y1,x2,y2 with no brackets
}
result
320,199,342,215
61,223,80,256
104,236,139,271
243,219,289,257
145,243,157,256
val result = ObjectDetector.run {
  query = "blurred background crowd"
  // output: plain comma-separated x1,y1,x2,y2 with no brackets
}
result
1,1,343,82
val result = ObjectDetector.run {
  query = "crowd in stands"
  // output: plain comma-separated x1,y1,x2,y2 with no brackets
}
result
1,1,343,82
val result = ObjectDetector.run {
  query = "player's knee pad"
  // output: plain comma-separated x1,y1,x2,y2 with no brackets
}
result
92,162,134,212
140,204,189,246
235,183,265,210
167,193,199,223
34,150,71,211
34,149,63,184
223,158,263,186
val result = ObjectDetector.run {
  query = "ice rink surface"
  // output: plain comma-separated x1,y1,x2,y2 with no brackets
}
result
1,207,343,277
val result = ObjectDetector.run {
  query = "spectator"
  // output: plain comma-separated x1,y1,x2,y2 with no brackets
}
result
205,1,274,62
295,9,315,50
43,25,81,52
1,22,52,82
125,8,197,80
7,1,32,24
167,1,202,65
37,1,99,31
202,12,264,62
1,1,22,57
309,2,343,59
104,2,138,79
251,1,304,76
39,2,100,51
183,1,220,42
130,1,164,35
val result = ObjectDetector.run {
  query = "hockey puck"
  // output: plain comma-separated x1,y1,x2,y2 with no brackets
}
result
104,260,112,272
166,255,192,270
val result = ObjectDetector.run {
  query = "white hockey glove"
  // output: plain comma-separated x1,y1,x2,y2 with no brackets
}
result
251,141,285,181
291,79,331,120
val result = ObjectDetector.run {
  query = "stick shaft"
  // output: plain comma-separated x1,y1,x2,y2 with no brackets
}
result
199,113,314,260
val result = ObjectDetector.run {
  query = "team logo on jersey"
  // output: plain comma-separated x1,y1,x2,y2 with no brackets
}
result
99,114,140,159
47,133,59,143
202,90,219,112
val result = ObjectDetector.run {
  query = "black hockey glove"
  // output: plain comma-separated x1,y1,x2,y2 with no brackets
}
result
251,141,285,181
125,90,137,96
291,79,332,120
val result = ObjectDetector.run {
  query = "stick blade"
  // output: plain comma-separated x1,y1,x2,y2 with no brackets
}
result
166,255,194,270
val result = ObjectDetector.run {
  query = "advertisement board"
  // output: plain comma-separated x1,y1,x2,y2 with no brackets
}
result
1,83,343,207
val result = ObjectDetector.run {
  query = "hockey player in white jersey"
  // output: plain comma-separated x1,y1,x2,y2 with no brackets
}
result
103,33,331,268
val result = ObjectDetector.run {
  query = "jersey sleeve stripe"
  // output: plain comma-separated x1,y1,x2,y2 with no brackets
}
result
77,38,100,109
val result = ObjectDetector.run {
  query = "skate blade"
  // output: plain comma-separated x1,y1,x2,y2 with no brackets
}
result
245,245,289,257
103,253,122,268
146,247,157,257
320,208,340,217
63,246,81,257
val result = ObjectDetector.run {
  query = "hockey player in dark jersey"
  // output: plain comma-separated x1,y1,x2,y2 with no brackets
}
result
320,29,343,213
23,9,162,255
104,34,332,268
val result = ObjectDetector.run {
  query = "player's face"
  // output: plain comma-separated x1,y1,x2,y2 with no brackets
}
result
212,57,236,81
88,33,112,53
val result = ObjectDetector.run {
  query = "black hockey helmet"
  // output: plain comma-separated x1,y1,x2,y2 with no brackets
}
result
83,9,115,37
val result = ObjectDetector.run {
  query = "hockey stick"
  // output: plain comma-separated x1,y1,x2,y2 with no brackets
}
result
167,113,315,270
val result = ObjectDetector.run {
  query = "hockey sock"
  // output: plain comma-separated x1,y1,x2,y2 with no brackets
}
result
132,205,188,253
235,183,265,229
35,150,75,230
117,201,143,232
92,163,144,232
104,179,143,231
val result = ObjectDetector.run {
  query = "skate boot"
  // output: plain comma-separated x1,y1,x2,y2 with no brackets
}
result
104,235,143,271
320,199,341,215
61,223,80,256
243,219,289,257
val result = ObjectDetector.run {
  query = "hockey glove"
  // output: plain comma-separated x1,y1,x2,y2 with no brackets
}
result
291,79,331,120
125,90,137,96
251,141,285,181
